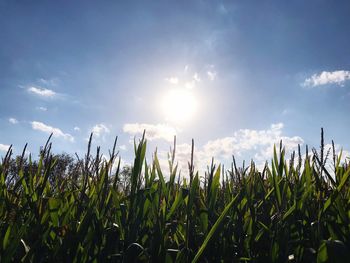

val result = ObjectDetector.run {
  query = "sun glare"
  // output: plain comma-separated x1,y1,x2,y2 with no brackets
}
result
161,88,198,123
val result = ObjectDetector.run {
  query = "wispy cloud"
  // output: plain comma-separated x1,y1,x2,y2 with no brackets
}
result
205,64,217,81
74,126,81,131
37,77,59,86
193,73,200,82
8,118,18,124
27,86,57,98
165,77,179,84
31,121,74,142
36,106,48,111
123,123,177,142
0,143,11,152
184,73,201,89
303,70,350,87
207,71,217,81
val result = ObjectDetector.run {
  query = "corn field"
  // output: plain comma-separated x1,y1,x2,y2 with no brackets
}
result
1,130,350,262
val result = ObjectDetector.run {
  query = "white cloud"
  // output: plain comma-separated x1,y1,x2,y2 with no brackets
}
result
165,77,179,84
303,70,350,87
111,157,130,173
74,126,81,131
123,123,177,142
36,106,47,111
27,86,56,98
201,123,303,162
183,74,200,90
85,124,110,143
322,143,350,164
193,73,200,82
157,142,193,175
0,143,10,152
31,121,74,142
207,71,217,81
157,123,304,175
91,124,110,138
8,118,18,124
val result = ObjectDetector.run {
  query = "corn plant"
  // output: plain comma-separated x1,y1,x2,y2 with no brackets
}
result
1,130,350,262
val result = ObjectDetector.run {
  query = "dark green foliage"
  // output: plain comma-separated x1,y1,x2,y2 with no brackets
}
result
0,131,350,262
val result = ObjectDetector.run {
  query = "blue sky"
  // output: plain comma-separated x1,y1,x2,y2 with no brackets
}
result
1,0,350,171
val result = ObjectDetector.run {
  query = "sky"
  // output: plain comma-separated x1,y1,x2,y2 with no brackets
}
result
1,0,350,173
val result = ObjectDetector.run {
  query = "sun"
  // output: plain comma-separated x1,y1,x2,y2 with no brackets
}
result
161,88,198,123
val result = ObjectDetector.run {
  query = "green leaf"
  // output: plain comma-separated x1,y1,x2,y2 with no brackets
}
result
337,166,350,192
208,165,221,212
283,201,296,221
272,165,282,209
192,193,239,263
317,240,349,263
3,225,11,250
48,198,60,226
166,191,183,221
154,153,167,195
